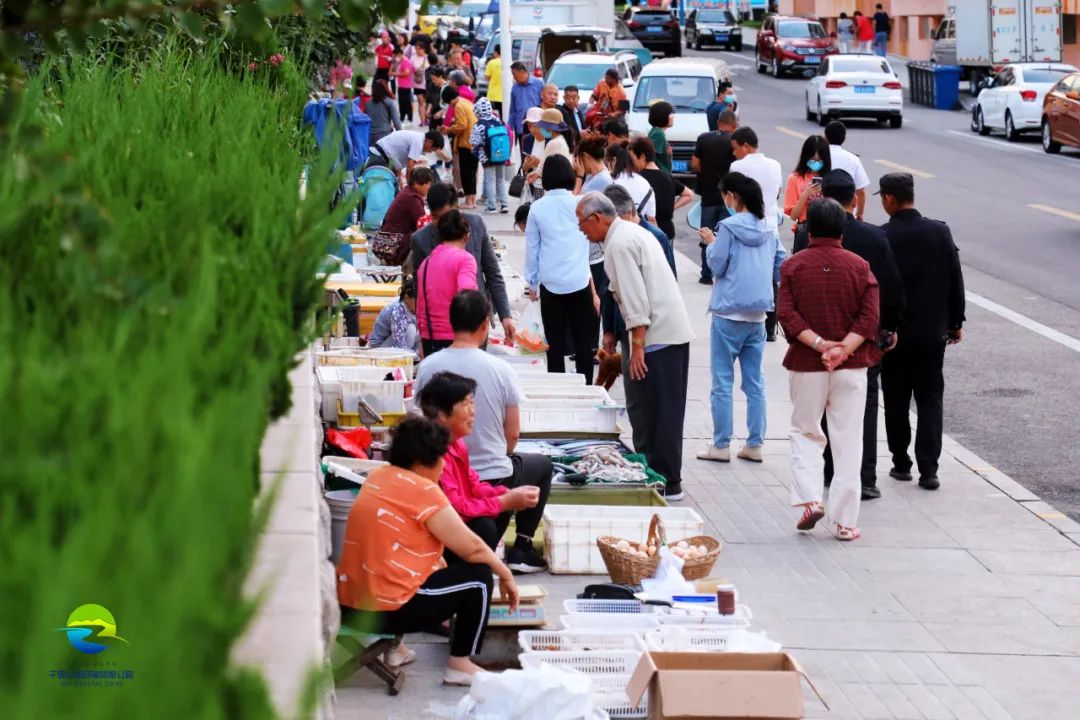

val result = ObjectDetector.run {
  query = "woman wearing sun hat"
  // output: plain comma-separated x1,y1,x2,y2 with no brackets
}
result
525,108,572,187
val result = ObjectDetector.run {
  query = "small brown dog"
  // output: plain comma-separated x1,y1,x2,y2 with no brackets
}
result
594,348,623,390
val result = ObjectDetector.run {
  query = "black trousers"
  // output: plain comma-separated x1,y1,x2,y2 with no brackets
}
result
341,562,493,658
421,338,453,357
539,285,596,383
397,87,414,122
882,339,946,477
458,147,478,195
639,343,690,487
765,283,778,338
823,364,881,488
446,453,554,562
589,262,609,351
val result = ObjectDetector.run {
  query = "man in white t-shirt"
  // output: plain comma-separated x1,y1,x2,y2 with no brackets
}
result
824,120,870,220
414,289,552,574
729,126,783,230
372,129,444,179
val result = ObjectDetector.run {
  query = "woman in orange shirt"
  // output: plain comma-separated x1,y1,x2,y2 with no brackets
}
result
783,135,832,232
336,416,519,687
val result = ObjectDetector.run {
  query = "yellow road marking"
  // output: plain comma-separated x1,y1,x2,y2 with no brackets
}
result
1037,512,1067,520
1028,204,1080,223
775,125,809,140
874,159,935,179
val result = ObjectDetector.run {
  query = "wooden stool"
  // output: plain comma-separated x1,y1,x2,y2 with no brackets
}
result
334,626,405,695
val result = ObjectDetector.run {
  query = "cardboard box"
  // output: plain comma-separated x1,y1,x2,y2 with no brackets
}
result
626,652,826,720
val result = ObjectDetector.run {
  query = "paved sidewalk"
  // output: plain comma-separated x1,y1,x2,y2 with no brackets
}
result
334,207,1080,720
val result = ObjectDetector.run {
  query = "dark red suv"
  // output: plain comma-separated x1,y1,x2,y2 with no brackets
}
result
755,15,836,79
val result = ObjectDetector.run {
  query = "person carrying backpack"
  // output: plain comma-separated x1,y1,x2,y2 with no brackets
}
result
470,97,512,215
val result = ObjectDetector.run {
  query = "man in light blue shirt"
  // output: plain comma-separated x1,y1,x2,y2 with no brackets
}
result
508,62,543,160
523,155,597,381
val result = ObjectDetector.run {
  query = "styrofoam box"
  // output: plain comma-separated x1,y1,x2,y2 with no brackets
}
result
521,398,623,435
522,385,613,402
501,355,548,368
514,369,585,384
542,505,704,574
316,366,342,421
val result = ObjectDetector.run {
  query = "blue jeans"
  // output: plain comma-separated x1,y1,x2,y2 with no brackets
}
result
709,316,766,449
699,205,724,282
483,164,509,209
873,32,888,56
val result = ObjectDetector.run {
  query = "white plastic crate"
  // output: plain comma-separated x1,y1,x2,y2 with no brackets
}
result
515,369,585,384
655,604,753,629
559,614,660,631
518,630,645,653
521,398,623,435
338,366,411,414
563,599,648,615
316,348,415,374
591,675,647,720
501,355,548,368
644,626,736,653
542,505,704,574
522,385,614,402
316,366,342,421
519,650,642,676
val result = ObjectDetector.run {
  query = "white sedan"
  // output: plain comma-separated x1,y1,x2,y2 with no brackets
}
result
805,54,903,128
971,62,1079,141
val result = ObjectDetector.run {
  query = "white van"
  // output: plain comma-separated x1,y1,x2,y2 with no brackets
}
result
627,57,731,177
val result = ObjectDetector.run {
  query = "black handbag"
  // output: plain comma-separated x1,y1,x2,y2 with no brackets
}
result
508,168,525,199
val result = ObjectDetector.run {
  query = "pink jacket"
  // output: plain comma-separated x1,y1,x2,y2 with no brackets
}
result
438,439,507,519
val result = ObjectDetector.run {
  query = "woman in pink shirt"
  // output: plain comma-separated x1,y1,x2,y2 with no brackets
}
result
392,47,415,124
416,210,478,356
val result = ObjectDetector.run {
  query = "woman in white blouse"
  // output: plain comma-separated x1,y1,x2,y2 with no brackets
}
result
605,143,656,225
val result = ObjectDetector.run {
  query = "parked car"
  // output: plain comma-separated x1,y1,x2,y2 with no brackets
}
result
547,51,642,106
684,8,743,52
971,63,1079,141
755,14,836,78
805,54,904,128
622,6,682,58
1041,71,1080,154
612,17,654,69
475,25,612,94
627,57,731,178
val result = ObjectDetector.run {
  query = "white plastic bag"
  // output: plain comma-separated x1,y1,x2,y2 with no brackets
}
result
515,300,548,354
452,665,607,720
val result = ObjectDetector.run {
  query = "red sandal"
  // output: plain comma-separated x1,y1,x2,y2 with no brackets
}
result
834,524,861,542
796,502,826,531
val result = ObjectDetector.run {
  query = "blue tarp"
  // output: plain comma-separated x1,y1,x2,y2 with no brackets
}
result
301,98,372,173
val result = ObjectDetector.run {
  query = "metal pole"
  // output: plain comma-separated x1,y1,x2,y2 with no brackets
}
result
499,0,513,117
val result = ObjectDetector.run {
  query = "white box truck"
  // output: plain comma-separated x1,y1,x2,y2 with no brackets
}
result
932,0,1063,94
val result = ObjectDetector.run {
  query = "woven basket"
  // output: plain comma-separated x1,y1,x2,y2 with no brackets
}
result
669,535,722,580
596,514,667,585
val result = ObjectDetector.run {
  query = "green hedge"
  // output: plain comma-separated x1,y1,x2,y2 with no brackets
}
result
0,45,343,718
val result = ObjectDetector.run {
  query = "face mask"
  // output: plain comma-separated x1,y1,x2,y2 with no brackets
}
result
807,159,824,172
723,94,737,105
725,205,738,217
540,129,552,140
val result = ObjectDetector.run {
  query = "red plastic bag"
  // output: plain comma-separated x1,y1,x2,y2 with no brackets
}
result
326,427,372,458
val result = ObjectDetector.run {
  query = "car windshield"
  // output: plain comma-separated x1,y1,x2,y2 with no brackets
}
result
635,10,671,20
779,21,827,39
548,63,612,90
1022,68,1074,83
634,75,714,112
832,58,890,73
698,11,735,24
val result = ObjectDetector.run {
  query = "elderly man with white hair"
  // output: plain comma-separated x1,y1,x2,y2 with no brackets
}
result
575,192,694,501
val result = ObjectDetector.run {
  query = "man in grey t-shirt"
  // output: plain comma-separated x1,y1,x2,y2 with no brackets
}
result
414,290,552,573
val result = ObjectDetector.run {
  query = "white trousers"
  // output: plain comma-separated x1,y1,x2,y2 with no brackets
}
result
788,369,868,530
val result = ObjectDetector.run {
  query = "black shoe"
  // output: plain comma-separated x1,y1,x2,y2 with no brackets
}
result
766,332,777,342
918,475,940,491
664,481,685,501
889,467,913,481
861,485,882,500
506,542,548,574
698,277,712,285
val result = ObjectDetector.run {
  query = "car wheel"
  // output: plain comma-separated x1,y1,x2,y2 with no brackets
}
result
695,36,702,51
686,32,692,49
1004,111,1019,142
889,114,903,129
975,107,990,136
756,51,766,73
669,42,682,57
805,95,815,122
970,105,981,133
817,100,828,127
772,56,782,79
734,39,743,52
1042,119,1062,154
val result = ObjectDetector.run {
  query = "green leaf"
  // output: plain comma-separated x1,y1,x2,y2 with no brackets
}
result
235,2,270,41
260,0,293,16
180,11,205,39
300,0,325,20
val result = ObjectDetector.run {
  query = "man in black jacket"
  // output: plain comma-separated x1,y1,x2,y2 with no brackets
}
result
407,183,516,342
559,85,585,148
794,170,905,499
876,173,965,491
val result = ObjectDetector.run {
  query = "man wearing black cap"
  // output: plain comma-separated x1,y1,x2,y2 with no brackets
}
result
876,173,966,491
795,170,905,500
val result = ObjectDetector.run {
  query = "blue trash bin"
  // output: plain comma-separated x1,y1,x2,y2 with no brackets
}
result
932,65,961,110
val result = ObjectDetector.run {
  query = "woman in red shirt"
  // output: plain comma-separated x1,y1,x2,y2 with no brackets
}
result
373,166,434,266
374,34,393,84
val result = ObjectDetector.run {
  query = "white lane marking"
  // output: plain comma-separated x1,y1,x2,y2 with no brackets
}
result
874,159,935,178
1028,204,1080,222
967,291,1080,354
945,130,1080,170
775,125,809,140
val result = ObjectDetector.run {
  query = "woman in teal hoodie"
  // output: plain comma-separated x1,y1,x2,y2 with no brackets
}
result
696,172,786,464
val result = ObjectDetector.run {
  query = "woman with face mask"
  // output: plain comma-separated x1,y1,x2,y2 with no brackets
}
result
525,108,572,187
784,135,832,232
695,172,786,464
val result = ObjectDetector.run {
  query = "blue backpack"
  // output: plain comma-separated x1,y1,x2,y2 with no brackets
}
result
357,165,399,231
485,121,511,164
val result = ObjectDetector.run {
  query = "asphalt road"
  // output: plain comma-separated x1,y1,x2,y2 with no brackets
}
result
666,45,1080,521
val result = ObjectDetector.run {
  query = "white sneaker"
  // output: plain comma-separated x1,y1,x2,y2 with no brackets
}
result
443,668,482,686
696,444,730,462
737,445,763,463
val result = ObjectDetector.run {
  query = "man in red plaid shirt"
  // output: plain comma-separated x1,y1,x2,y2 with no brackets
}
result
777,198,880,542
